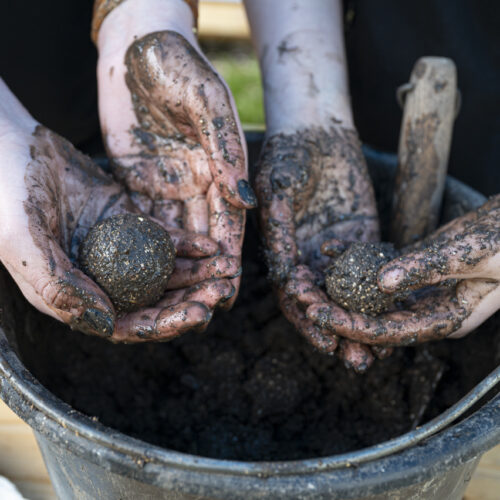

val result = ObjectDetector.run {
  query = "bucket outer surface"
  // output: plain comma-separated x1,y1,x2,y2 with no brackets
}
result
33,431,484,500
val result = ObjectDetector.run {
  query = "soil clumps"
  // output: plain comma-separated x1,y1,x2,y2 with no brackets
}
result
79,214,175,312
325,242,399,315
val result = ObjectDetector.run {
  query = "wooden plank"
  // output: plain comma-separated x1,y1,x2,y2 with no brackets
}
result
0,402,56,499
199,1,250,39
392,57,458,247
465,446,500,500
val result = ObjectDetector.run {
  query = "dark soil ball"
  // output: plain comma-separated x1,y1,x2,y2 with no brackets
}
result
79,214,176,312
325,242,399,316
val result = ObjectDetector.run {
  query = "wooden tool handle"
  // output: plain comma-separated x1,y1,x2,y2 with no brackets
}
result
391,57,458,248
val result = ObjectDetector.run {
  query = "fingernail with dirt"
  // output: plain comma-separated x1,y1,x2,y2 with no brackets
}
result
220,285,236,304
237,179,258,207
229,266,243,279
351,362,369,374
199,309,214,329
71,308,115,338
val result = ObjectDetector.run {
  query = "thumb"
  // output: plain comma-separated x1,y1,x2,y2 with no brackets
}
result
25,241,115,337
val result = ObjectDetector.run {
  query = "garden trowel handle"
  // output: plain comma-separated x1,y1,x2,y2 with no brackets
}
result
391,56,458,248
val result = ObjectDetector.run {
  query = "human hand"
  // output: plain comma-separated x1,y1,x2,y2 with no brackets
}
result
307,196,500,345
244,0,387,370
257,126,381,370
0,80,239,342
96,0,255,308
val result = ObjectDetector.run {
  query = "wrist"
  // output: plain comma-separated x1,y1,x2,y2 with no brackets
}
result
97,0,196,60
264,89,354,136
258,33,354,134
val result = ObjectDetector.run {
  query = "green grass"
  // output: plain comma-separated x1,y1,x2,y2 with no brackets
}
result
210,54,265,128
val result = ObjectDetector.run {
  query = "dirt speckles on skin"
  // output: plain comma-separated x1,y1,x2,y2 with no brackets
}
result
257,125,379,285
7,233,499,461
277,38,300,60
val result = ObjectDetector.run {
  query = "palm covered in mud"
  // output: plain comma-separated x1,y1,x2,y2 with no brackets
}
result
99,31,256,309
256,125,383,369
257,126,378,282
4,122,237,342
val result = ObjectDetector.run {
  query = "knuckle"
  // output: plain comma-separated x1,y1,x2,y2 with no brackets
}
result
38,278,76,313
270,163,311,196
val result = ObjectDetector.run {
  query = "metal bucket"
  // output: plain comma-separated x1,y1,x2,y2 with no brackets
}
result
0,140,498,499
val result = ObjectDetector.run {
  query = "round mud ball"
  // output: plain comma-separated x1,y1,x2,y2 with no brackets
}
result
325,242,399,316
79,214,176,312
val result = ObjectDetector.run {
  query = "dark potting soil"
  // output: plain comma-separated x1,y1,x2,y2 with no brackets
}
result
8,217,500,461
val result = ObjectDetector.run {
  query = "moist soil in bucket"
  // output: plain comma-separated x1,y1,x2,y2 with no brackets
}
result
10,220,500,461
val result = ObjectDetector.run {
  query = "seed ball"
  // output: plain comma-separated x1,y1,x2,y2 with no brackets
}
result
79,214,176,312
325,242,399,316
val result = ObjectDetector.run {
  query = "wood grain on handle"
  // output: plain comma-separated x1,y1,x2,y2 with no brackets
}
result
391,57,458,248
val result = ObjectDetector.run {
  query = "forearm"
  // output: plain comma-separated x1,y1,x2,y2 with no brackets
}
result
244,0,353,134
96,0,197,58
0,79,36,137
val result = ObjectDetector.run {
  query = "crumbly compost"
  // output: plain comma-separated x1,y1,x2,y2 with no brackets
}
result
325,242,399,315
79,214,175,311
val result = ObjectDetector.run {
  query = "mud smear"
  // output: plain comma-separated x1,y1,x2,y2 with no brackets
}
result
79,214,175,312
23,126,133,336
111,31,243,189
388,195,500,292
25,126,113,271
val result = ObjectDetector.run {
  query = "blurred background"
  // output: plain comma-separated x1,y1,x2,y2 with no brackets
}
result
198,0,265,129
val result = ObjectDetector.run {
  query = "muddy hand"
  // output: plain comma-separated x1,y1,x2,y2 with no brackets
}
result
245,0,381,370
307,197,500,345
97,2,254,308
257,128,380,370
0,79,236,342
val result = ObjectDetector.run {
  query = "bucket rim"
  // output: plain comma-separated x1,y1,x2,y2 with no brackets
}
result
0,328,499,481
